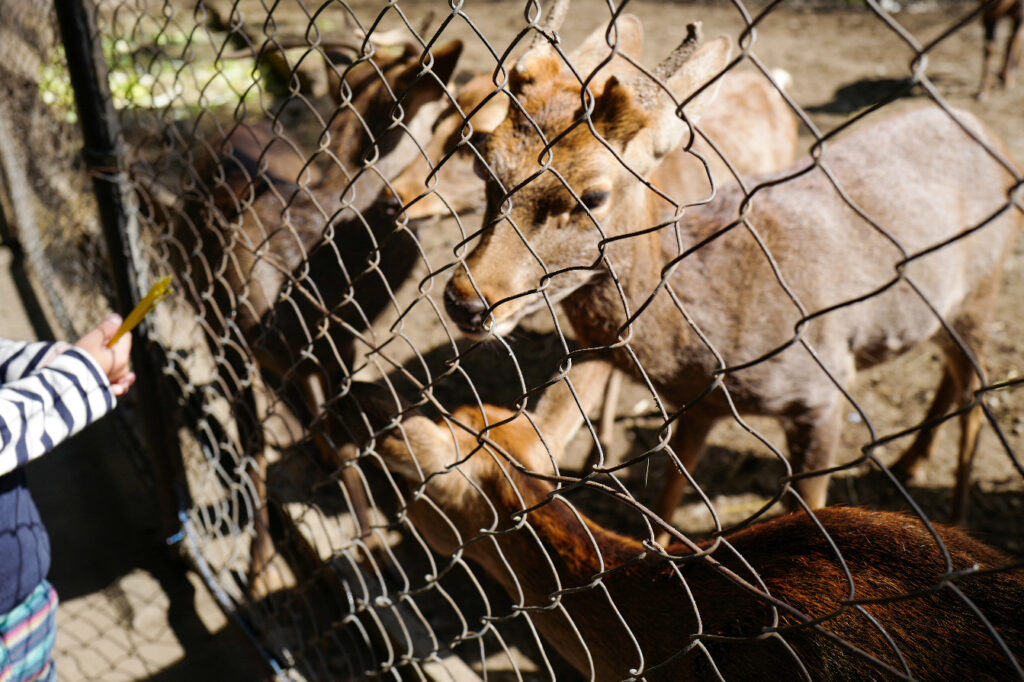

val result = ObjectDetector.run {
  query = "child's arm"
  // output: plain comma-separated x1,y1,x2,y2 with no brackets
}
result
0,339,70,383
0,315,134,477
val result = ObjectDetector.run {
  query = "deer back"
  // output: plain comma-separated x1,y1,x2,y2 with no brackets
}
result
356,395,1024,681
622,107,1022,410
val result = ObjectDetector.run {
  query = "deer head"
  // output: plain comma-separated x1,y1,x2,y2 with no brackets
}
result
320,38,464,198
332,382,559,588
384,73,511,220
444,22,731,339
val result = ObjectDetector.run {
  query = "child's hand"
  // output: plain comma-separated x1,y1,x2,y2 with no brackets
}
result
74,314,136,397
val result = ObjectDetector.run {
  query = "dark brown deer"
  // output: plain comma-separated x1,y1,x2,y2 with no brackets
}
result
336,382,1024,681
172,38,463,595
443,20,1023,529
978,0,1023,100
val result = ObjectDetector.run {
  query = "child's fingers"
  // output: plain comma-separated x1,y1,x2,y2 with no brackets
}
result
96,313,123,343
111,372,136,397
108,332,133,382
73,313,133,386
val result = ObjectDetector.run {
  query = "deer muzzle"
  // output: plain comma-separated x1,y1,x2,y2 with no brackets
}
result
444,278,491,338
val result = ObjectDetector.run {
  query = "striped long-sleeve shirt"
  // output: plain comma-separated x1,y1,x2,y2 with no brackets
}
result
0,338,117,615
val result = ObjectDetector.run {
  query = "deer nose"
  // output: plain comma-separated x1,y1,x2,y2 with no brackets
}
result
444,280,489,336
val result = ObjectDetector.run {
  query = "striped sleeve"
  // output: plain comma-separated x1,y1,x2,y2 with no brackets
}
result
0,346,116,476
0,340,71,383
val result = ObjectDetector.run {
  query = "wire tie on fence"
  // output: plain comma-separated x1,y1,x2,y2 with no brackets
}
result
81,145,121,174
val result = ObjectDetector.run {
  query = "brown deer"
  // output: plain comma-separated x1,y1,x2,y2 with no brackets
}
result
388,14,798,469
171,37,463,594
978,0,1023,100
443,20,1023,529
336,382,1024,681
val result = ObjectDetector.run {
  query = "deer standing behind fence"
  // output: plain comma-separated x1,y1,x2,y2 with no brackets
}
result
443,18,1024,531
170,35,463,595
978,0,1023,100
336,381,1024,681
388,13,798,466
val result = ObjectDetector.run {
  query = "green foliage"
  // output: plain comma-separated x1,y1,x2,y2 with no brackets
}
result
38,29,263,123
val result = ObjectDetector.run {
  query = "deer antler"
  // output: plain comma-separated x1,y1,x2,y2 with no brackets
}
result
654,22,703,81
528,0,570,48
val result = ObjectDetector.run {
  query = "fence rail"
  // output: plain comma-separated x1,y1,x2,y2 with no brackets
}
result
3,0,1023,679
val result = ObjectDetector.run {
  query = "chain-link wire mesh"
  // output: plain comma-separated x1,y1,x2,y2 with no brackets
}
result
10,0,1024,679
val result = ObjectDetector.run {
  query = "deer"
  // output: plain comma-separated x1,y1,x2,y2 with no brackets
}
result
170,35,464,595
334,381,1024,681
978,0,1023,100
442,18,1024,533
386,14,798,468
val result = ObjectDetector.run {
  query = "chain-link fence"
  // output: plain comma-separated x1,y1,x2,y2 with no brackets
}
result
4,0,1024,679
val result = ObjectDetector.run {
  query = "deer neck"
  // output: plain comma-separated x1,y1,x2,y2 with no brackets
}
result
486,470,716,680
561,205,683,348
483,472,679,678
312,154,389,218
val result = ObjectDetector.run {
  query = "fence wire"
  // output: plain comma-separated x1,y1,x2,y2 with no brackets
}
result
8,0,1024,679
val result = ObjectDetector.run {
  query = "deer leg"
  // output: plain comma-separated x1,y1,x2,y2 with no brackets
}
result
583,369,623,472
782,403,844,509
533,358,615,465
245,427,282,599
952,378,983,526
224,355,287,598
948,352,984,526
654,416,715,526
890,368,959,483
978,18,1000,99
943,263,999,524
301,372,380,549
1002,17,1023,88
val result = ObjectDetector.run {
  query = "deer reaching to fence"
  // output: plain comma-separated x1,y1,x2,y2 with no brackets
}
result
170,34,463,595
443,18,1024,528
387,13,799,467
335,381,1024,681
978,0,1023,100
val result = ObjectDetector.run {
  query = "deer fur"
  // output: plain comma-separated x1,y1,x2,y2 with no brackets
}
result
171,39,463,595
338,383,1024,681
443,20,1023,528
978,0,1023,100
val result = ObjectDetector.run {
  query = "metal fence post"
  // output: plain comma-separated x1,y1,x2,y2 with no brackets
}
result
53,0,190,538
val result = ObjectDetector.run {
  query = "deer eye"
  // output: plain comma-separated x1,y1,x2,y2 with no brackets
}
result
579,190,610,211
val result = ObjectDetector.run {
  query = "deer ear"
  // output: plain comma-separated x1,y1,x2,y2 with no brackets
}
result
392,39,464,115
642,36,732,161
593,75,650,147
665,36,731,121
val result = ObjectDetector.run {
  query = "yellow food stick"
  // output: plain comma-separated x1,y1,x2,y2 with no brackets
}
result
107,275,174,348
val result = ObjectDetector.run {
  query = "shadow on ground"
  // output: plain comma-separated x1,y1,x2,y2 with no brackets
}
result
27,414,272,681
